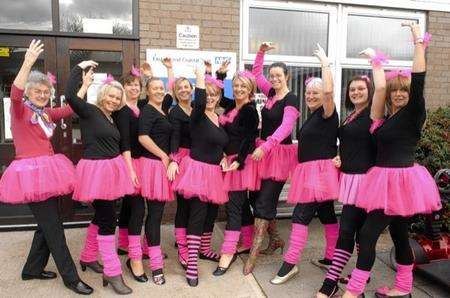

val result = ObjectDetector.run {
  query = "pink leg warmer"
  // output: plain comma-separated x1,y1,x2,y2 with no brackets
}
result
80,223,99,263
283,223,308,265
394,264,414,293
148,245,164,271
240,225,254,249
347,268,371,296
221,230,241,255
324,223,339,260
128,235,142,261
97,235,122,277
117,228,128,250
175,228,188,263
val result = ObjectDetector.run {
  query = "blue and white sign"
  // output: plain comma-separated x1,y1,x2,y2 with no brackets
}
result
146,49,237,98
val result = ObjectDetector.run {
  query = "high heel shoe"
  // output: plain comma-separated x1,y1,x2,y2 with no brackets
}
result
126,259,148,283
80,261,103,273
213,254,237,276
102,274,132,295
260,219,285,255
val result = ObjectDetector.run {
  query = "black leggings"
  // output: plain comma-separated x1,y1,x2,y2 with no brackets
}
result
204,203,219,233
242,191,255,226
335,205,367,252
292,201,338,225
226,191,248,231
92,200,117,235
118,195,145,235
145,200,165,246
174,194,209,236
254,179,285,220
356,210,413,271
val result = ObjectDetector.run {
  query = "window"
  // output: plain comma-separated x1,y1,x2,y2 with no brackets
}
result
0,0,52,31
59,0,133,35
241,1,426,119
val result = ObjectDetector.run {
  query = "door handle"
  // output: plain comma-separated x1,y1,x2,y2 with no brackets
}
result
60,95,67,130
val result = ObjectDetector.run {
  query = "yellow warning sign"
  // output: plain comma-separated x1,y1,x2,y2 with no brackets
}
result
0,48,10,57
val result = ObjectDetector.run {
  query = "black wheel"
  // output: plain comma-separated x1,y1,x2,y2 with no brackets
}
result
389,238,428,270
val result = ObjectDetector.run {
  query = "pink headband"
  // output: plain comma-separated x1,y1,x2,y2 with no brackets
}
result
46,72,56,86
236,70,255,80
205,75,224,89
385,69,411,80
102,74,115,84
360,75,371,82
131,65,141,77
370,49,389,67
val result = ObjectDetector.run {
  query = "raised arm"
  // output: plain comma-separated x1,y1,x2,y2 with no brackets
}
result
65,60,98,118
252,43,274,96
191,67,207,123
162,57,175,96
162,93,173,115
10,40,44,117
360,48,387,120
314,43,335,118
215,61,234,109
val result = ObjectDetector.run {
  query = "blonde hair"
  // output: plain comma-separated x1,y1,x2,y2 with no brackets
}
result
174,77,193,102
385,76,411,114
232,74,257,99
206,83,222,98
97,81,126,110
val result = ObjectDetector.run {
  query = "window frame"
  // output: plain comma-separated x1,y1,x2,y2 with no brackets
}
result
240,0,427,117
0,0,139,39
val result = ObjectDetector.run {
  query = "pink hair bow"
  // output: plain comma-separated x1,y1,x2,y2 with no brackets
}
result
102,74,115,84
131,65,141,77
46,72,56,86
370,49,389,67
360,75,371,82
305,76,319,87
385,69,412,80
237,70,255,80
205,75,224,89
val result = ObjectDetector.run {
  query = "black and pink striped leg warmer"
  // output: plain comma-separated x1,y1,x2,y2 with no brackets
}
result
186,235,202,280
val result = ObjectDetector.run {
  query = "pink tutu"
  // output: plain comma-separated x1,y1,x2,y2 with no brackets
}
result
73,155,135,202
287,159,340,204
338,173,366,205
256,139,297,182
0,154,75,204
170,148,190,164
356,164,442,216
223,154,260,192
172,156,228,204
137,157,174,202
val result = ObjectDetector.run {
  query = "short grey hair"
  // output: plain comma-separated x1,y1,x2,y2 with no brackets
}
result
24,70,55,99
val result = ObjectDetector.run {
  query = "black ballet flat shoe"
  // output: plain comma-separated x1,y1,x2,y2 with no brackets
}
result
80,260,103,273
22,270,57,280
213,255,237,276
117,248,128,255
126,259,148,283
64,280,94,295
186,277,198,287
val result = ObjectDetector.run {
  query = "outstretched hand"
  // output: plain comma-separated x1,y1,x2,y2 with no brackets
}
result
313,43,329,66
217,60,231,74
358,47,376,59
140,62,152,77
24,39,44,68
78,60,98,70
259,42,275,53
402,21,422,41
162,57,173,69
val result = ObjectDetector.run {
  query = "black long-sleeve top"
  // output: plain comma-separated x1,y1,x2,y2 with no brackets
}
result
190,88,229,165
65,66,121,159
221,100,259,169
374,72,427,167
112,100,146,158
138,101,172,160
169,99,192,153
260,91,299,144
339,108,376,174
297,106,339,163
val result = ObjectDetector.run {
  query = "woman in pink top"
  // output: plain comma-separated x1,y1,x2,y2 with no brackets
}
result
0,40,93,295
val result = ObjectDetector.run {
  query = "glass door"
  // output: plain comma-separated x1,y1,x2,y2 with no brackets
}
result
56,37,138,222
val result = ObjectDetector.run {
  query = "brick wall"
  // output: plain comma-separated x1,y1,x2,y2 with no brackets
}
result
139,0,240,62
426,11,450,110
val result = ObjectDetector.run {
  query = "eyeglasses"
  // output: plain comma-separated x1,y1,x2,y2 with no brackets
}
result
31,89,51,96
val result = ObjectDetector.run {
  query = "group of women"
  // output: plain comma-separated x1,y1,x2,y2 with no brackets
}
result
0,21,442,297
